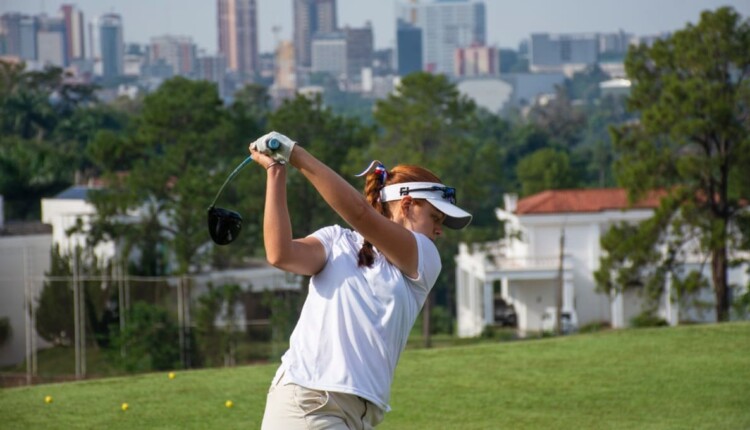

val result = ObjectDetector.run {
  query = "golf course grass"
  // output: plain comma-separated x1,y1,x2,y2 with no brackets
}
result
1,322,748,429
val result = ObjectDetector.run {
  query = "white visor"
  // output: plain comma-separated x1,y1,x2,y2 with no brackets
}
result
380,182,472,230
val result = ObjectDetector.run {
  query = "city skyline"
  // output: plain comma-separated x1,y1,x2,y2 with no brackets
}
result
4,0,750,54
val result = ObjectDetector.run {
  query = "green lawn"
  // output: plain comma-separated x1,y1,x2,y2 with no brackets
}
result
1,323,748,429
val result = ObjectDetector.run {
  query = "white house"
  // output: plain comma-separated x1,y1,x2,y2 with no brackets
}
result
41,185,116,262
455,189,749,337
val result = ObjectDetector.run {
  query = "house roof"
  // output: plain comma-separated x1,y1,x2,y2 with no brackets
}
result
53,185,99,200
515,188,663,215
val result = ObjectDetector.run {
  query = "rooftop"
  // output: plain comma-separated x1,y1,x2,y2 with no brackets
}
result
515,188,663,215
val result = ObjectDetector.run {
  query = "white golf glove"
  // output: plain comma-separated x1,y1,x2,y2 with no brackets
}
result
249,131,296,164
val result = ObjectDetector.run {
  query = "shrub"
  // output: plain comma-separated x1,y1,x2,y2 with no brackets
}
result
578,321,611,334
109,302,180,372
630,312,669,328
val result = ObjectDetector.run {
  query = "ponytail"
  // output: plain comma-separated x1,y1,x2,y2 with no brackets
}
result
357,164,390,267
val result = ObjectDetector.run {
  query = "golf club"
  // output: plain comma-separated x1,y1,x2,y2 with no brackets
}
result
207,137,279,245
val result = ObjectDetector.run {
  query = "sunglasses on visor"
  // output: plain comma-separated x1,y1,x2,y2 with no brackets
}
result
399,185,457,204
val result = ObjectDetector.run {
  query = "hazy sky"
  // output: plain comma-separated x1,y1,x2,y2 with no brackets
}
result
3,0,750,53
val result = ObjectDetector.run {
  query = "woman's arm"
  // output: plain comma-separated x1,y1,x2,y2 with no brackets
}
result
289,146,419,277
254,151,327,276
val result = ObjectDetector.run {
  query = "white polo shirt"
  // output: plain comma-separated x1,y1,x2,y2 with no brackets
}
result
273,224,441,412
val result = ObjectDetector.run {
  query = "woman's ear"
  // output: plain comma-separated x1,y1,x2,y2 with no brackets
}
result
399,196,414,216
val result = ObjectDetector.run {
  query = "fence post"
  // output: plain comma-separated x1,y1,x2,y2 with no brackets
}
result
73,251,80,379
177,276,185,368
24,248,32,385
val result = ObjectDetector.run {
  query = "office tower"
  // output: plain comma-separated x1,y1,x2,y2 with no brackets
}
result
398,0,486,76
18,16,38,60
151,35,197,77
0,14,39,61
396,18,422,76
598,30,634,58
344,24,373,84
293,0,337,69
37,15,67,67
274,40,296,91
311,31,346,77
61,4,85,64
530,33,598,74
0,14,20,57
217,0,259,80
454,45,498,77
99,13,124,79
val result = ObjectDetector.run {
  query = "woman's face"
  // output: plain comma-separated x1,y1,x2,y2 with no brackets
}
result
404,200,446,241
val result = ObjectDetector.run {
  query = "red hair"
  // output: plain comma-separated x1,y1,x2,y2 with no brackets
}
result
358,165,442,267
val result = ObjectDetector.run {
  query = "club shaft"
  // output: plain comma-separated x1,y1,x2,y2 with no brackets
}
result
209,155,253,209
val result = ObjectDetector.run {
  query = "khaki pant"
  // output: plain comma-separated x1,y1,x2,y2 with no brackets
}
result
261,379,384,430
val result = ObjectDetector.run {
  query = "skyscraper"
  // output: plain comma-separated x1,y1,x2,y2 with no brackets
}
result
398,0,486,76
293,0,337,69
0,13,39,61
397,18,422,76
37,15,66,67
151,35,197,77
99,13,124,79
61,4,85,64
344,24,373,84
217,0,259,81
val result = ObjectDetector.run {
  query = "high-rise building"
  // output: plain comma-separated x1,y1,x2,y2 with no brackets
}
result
217,0,259,81
37,15,67,67
0,13,41,61
398,0,486,76
454,44,498,77
344,24,373,84
530,33,598,74
396,18,422,76
99,13,124,79
311,31,346,77
293,0,337,69
151,35,197,77
61,4,85,64
19,16,38,61
274,40,296,91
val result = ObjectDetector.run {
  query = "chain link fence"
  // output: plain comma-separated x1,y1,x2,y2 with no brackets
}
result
0,245,303,387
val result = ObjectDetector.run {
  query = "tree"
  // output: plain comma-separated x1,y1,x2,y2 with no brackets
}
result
0,62,101,219
109,302,180,371
195,284,243,367
88,77,238,275
599,7,750,321
35,245,116,347
563,65,610,102
516,148,577,196
526,87,587,148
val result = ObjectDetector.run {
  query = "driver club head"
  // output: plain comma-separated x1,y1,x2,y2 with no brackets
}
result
208,206,243,245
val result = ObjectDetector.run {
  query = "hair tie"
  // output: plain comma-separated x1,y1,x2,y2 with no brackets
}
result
355,160,388,185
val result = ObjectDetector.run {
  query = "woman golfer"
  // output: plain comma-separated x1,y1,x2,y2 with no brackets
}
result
250,131,471,429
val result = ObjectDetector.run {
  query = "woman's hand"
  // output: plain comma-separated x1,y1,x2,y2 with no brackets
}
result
249,131,296,164
249,147,282,170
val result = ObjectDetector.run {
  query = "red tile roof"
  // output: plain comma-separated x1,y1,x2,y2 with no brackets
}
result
515,188,664,215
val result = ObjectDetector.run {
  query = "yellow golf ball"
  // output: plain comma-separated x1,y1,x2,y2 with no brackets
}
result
121,403,129,411
225,400,233,408
44,395,53,404
168,372,175,379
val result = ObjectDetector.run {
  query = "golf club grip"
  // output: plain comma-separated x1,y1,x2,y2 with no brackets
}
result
267,138,281,150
